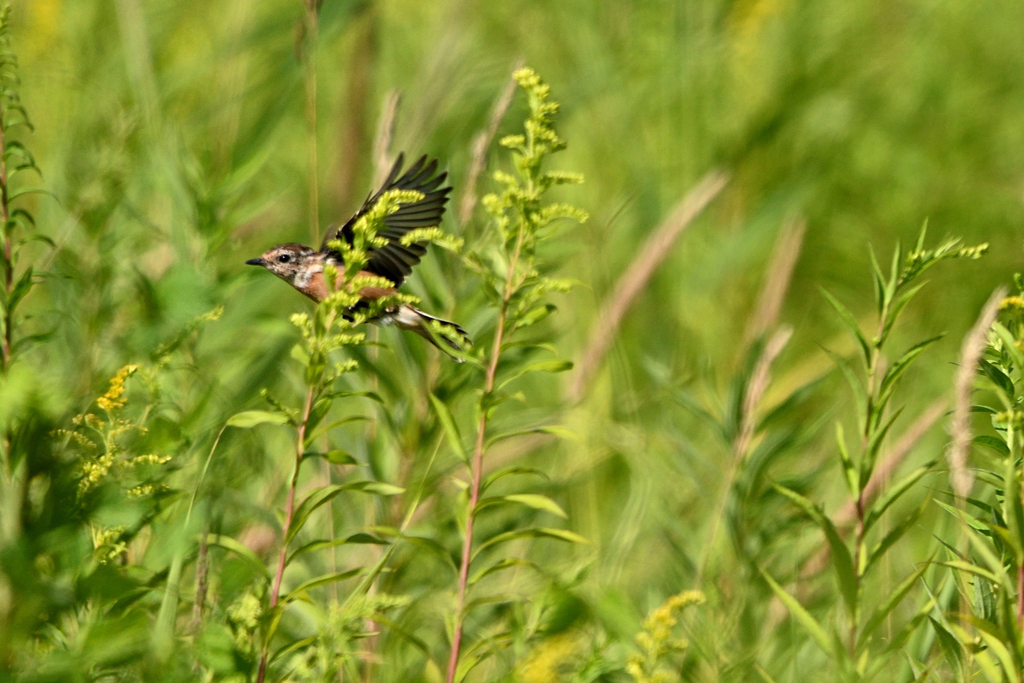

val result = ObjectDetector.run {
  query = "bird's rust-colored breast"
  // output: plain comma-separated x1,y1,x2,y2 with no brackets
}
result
297,269,396,303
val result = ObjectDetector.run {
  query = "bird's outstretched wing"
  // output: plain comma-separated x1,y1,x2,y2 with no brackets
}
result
322,153,451,287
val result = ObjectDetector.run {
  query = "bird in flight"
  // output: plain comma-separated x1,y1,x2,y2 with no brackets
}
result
246,154,470,357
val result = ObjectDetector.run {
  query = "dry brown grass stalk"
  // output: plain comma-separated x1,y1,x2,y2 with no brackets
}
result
743,217,806,345
570,170,730,401
372,90,401,187
458,59,524,225
949,286,1007,499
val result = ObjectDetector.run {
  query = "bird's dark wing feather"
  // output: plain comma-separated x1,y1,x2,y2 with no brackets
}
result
322,153,452,286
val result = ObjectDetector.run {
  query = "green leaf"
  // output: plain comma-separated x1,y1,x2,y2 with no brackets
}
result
283,567,364,603
286,481,403,546
429,393,466,461
876,335,944,406
484,425,578,449
203,534,269,579
863,503,924,576
270,635,317,664
773,484,858,613
857,558,931,653
820,288,871,366
1003,453,1024,559
979,359,1014,399
868,245,886,316
471,527,591,560
287,533,387,564
304,415,370,446
835,422,858,498
862,462,934,535
822,346,868,434
974,435,1010,457
863,407,905,477
992,322,1024,375
481,466,548,493
469,557,540,585
303,449,359,465
4,266,32,313
513,303,557,330
475,493,567,518
495,359,573,391
760,570,834,656
879,283,926,347
960,616,1023,683
226,410,290,428
287,486,346,545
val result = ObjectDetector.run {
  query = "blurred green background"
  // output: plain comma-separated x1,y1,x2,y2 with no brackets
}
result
4,0,1024,679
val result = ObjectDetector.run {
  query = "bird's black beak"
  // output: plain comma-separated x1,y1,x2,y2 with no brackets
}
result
246,257,266,267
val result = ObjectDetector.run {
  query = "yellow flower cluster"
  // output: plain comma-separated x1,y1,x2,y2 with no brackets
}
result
517,632,583,683
1000,295,1024,313
78,453,115,494
96,364,138,412
90,524,128,564
626,590,706,683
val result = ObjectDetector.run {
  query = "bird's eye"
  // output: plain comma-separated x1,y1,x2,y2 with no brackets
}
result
277,254,291,263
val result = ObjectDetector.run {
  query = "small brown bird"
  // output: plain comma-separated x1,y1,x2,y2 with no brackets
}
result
246,153,469,356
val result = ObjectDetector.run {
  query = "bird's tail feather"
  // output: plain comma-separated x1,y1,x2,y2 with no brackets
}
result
397,305,472,360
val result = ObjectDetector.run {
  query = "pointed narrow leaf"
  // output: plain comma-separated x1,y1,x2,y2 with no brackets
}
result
836,422,859,498
864,504,924,576
773,484,858,613
481,466,548,493
288,533,387,564
877,335,944,405
820,289,871,366
429,393,466,461
979,360,1014,399
863,462,934,535
761,570,833,655
857,559,931,653
469,557,540,585
204,534,270,578
304,415,370,446
226,410,289,428
284,567,364,603
471,527,590,561
822,346,868,434
475,494,567,518
974,435,1009,457
496,359,574,392
287,485,346,545
270,635,317,664
991,322,1024,374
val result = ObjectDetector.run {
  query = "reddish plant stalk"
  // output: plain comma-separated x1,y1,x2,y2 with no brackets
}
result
1,118,11,371
256,385,316,683
445,231,525,683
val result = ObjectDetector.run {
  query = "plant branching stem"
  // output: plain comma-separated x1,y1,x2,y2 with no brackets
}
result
445,227,526,683
257,384,316,683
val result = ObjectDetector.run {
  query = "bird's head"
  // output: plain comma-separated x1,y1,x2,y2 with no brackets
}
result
246,243,325,292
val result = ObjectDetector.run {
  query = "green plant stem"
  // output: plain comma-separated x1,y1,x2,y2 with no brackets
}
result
257,384,316,683
446,227,525,683
304,0,319,246
850,299,890,654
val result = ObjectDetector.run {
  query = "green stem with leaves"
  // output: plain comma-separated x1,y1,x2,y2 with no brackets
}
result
446,225,525,683
256,384,316,683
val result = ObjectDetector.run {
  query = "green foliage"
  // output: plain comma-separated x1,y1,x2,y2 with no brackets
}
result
1,2,1023,683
